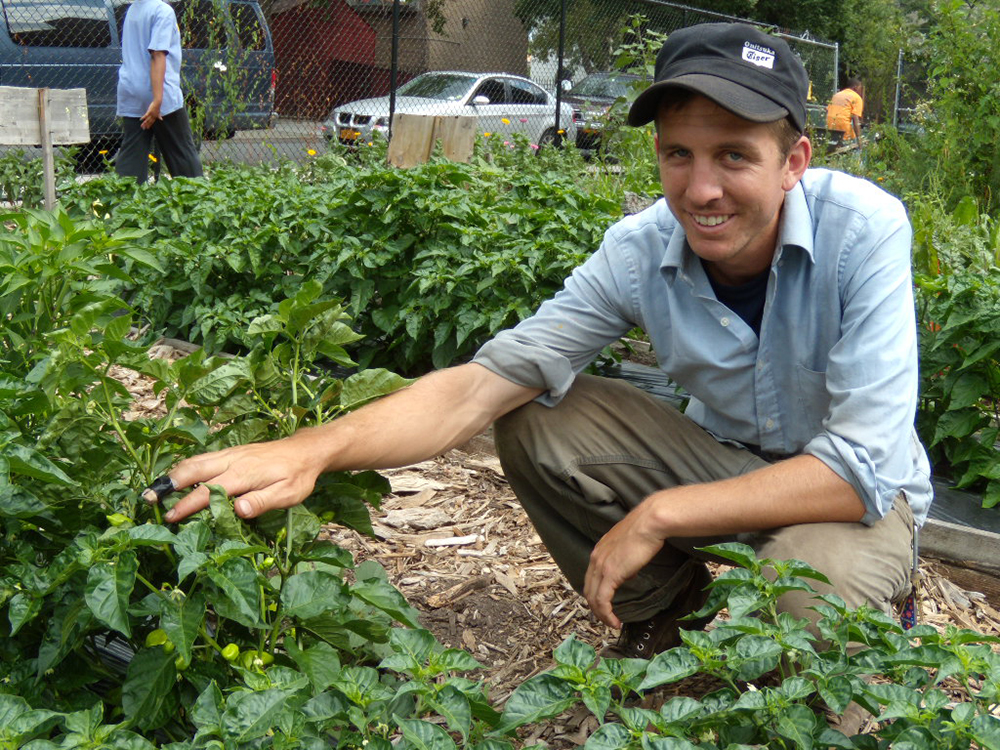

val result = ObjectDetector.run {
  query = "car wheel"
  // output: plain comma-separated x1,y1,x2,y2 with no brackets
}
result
537,127,560,151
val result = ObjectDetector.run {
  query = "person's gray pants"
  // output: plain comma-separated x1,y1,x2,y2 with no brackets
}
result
494,374,914,627
116,108,203,183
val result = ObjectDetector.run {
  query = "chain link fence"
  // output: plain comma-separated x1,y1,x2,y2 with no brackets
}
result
0,0,838,170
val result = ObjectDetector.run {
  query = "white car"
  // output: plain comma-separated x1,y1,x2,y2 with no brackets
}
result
321,71,575,148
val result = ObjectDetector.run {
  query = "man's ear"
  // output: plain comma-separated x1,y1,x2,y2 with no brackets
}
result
782,135,812,191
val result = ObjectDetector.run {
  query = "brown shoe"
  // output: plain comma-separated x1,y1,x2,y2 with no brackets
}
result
601,565,714,660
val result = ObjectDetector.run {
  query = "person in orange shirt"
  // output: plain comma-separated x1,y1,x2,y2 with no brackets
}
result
826,78,864,151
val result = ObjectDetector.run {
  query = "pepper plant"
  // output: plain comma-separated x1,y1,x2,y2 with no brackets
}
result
494,543,1000,749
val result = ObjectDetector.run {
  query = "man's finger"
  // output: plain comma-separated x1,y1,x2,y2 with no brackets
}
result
163,483,212,522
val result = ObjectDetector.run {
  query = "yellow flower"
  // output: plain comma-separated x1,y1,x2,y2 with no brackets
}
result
484,132,492,137
148,154,158,163
307,149,316,156
557,129,565,135
98,149,108,155
501,118,510,124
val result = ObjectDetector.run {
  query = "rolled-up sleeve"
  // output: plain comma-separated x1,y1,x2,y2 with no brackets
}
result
802,200,928,524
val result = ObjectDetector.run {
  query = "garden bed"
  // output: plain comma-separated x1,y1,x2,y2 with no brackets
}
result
118,342,1000,747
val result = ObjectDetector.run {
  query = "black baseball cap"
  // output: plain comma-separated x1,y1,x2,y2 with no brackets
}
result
628,23,809,132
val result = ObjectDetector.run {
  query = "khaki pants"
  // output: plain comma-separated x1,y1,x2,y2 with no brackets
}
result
494,375,914,626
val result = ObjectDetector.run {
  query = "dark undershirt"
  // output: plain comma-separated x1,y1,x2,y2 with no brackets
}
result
701,259,770,338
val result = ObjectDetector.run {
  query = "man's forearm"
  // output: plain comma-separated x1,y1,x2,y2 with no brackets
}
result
646,454,865,538
287,362,540,474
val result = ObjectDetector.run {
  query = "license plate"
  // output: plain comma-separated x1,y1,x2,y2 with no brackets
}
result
339,128,360,141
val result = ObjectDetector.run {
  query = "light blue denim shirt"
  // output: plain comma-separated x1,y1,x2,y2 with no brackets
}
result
474,168,932,526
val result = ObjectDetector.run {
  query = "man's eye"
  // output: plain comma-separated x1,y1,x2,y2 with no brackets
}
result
726,152,745,162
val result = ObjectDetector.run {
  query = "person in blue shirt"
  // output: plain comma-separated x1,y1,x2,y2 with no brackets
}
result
116,0,202,182
149,23,929,673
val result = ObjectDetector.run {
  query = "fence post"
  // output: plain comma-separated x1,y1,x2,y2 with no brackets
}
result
554,0,568,147
37,89,56,211
893,48,903,129
388,0,401,142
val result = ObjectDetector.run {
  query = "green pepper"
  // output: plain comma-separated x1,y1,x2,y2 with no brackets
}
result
145,629,169,648
221,643,240,662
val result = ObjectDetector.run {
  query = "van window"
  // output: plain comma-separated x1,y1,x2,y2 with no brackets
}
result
230,2,265,51
170,0,231,49
5,0,112,47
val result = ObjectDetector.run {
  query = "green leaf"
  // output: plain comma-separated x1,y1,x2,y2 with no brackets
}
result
187,360,251,405
639,648,700,691
554,635,597,670
286,641,342,693
206,557,263,627
221,689,291,743
494,674,576,734
351,578,421,628
126,524,177,546
339,369,412,412
159,589,206,665
122,647,179,730
0,694,60,745
84,551,139,637
971,714,1000,750
698,542,759,571
818,675,853,715
0,485,49,519
775,703,818,750
658,695,702,724
426,685,472,741
8,591,42,635
189,681,224,731
584,723,632,750
281,570,348,620
395,717,459,750
950,371,990,409
4,443,76,485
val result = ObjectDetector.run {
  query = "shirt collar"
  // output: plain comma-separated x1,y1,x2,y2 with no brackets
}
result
658,179,816,279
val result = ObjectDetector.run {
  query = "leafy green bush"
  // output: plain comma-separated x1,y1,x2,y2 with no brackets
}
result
0,149,76,208
62,150,622,375
497,543,1000,749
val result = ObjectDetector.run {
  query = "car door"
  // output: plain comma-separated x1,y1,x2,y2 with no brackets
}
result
465,76,509,140
506,77,555,143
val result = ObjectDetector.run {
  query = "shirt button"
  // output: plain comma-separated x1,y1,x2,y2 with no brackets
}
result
765,418,774,429
720,316,730,327
757,360,765,370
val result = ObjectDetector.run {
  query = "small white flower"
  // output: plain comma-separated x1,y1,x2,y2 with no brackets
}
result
213,60,228,72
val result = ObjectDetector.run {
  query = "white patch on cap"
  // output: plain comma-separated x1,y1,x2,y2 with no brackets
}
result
742,41,775,69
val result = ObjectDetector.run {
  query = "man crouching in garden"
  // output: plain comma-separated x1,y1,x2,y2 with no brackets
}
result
155,23,930,681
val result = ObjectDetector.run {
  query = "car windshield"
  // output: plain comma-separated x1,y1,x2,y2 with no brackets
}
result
398,73,477,101
570,74,640,99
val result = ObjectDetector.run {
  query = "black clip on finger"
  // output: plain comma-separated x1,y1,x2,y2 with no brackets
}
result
142,475,176,504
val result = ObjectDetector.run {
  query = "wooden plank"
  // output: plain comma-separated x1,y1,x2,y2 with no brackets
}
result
38,90,56,211
432,115,476,163
0,86,90,146
387,113,436,168
921,518,1000,577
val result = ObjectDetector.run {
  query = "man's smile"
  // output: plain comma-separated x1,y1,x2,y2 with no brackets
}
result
691,213,733,228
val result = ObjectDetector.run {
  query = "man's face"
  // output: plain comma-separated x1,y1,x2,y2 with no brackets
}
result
656,94,810,284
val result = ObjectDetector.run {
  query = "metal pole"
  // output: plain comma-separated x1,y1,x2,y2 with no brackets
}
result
893,48,903,129
388,0,401,142
553,0,567,147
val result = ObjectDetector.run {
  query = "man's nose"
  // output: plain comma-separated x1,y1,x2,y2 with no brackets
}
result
685,159,724,205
